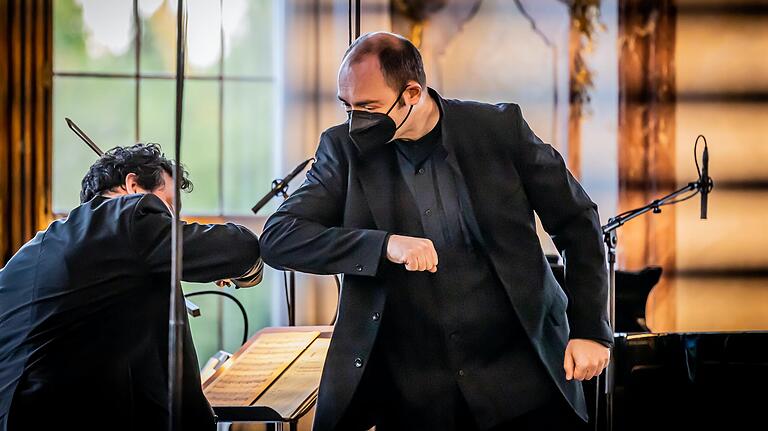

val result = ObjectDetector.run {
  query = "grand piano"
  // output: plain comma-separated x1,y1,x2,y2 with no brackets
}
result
548,257,768,430
584,331,768,430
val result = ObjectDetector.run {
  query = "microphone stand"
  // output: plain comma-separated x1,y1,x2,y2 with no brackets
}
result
600,178,712,431
252,159,314,327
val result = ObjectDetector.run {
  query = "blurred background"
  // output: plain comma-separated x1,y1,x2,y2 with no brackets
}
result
2,0,767,368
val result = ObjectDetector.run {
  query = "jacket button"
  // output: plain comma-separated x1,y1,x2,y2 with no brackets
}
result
372,312,381,321
354,357,364,368
355,264,363,272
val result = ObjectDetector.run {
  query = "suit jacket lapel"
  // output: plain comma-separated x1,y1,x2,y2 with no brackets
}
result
355,144,400,233
352,87,488,250
432,88,490,250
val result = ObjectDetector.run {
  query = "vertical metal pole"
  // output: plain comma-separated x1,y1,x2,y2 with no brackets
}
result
604,230,617,431
216,0,225,352
289,271,296,326
354,0,361,38
133,0,140,142
168,1,187,430
348,0,353,46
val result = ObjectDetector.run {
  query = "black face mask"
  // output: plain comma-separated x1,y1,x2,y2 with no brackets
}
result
348,87,414,152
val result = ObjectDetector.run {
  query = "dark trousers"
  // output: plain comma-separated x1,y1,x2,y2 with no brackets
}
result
351,384,586,431
466,393,588,431
334,341,585,431
368,397,589,431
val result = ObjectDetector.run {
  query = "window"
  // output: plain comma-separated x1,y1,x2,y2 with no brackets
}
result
53,0,277,216
52,0,278,364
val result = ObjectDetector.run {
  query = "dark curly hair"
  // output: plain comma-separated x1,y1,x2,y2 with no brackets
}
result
79,143,193,203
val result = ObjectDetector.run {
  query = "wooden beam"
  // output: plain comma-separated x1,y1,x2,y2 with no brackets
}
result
618,0,677,331
0,0,53,265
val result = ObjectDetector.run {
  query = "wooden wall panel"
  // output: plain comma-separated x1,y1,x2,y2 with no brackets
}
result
0,0,53,266
618,0,677,330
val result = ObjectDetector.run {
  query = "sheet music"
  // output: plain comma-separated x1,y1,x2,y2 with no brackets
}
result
253,337,331,419
204,331,320,406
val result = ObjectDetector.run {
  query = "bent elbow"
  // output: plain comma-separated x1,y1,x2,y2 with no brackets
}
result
258,217,288,271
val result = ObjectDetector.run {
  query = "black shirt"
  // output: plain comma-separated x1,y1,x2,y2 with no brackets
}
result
375,106,558,430
394,117,473,251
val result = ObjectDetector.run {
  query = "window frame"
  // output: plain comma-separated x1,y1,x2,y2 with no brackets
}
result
52,0,275,219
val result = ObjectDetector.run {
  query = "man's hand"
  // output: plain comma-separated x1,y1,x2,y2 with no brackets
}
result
563,339,610,381
386,235,439,272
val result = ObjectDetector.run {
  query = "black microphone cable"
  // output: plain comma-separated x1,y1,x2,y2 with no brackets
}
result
185,290,249,346
658,135,712,208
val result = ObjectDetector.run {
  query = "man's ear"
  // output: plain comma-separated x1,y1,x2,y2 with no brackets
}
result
404,82,422,105
124,173,141,194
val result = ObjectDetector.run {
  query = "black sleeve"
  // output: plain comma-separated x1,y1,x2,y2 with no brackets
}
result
259,132,389,276
507,104,613,348
130,194,263,285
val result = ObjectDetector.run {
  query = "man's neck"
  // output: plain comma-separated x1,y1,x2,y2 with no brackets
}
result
396,91,440,142
100,191,123,199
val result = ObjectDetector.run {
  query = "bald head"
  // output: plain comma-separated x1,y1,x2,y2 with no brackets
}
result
341,31,426,92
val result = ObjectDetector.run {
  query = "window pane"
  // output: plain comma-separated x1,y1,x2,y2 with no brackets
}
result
53,77,136,212
138,79,175,147
223,0,273,78
184,282,222,367
185,268,274,366
140,0,222,77
141,80,221,215
222,81,275,215
138,0,175,75
54,0,136,74
221,267,274,349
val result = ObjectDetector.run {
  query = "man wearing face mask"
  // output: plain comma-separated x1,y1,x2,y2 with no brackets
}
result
261,32,612,431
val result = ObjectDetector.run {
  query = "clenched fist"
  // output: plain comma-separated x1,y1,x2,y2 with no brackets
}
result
564,339,611,381
386,235,439,272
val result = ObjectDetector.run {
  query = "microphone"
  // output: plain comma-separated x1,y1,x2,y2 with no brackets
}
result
251,158,315,214
699,139,712,219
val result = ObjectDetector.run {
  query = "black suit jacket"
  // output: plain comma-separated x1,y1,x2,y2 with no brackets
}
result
260,88,612,430
0,194,262,431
